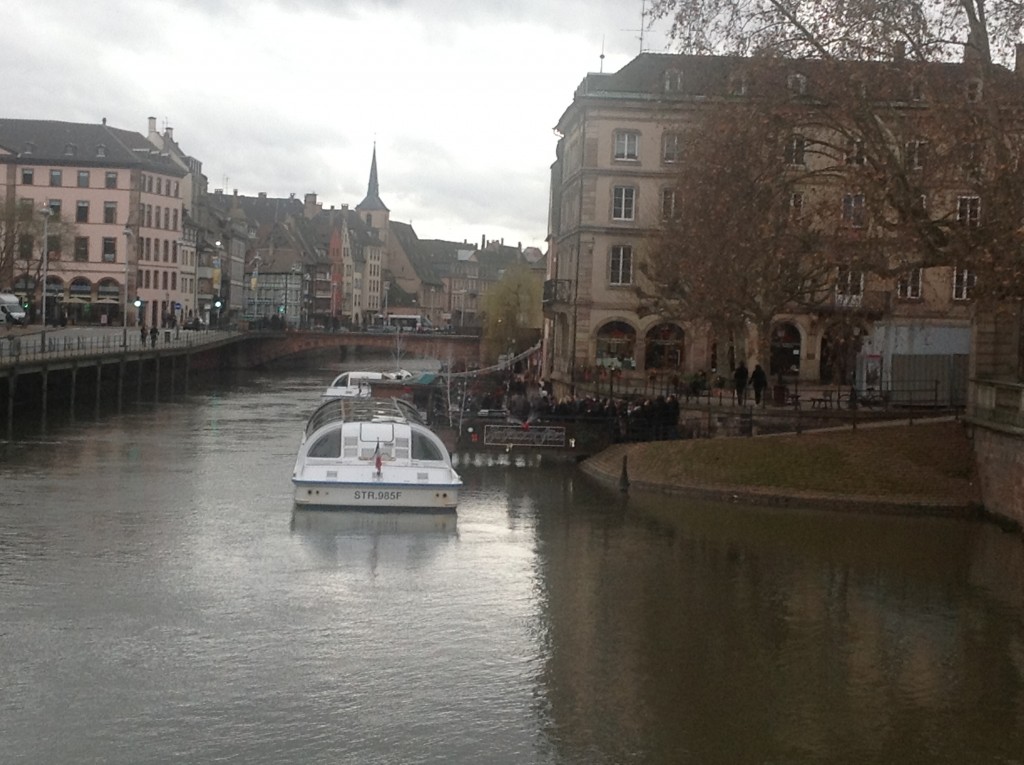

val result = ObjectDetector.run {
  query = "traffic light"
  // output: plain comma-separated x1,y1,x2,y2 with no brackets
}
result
133,298,142,308
278,304,284,314
214,297,223,310
21,297,29,309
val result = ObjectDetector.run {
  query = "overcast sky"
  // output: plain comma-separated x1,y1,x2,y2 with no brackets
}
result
2,0,674,250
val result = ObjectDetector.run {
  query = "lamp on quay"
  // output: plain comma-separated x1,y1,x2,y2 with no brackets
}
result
39,206,52,351
122,226,132,347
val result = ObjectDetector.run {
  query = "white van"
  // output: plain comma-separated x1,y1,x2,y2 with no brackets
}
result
0,293,26,326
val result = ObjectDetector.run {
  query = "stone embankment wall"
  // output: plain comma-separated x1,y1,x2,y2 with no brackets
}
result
972,426,1024,528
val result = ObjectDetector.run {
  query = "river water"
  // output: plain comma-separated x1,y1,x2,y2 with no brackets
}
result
2,368,1023,764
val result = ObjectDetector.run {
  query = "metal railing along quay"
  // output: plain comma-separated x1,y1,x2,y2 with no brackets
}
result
0,329,229,368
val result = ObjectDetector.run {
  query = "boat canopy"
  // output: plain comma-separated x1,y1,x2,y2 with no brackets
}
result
304,397,425,439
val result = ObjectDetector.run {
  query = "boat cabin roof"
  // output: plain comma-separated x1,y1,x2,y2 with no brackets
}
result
304,397,424,438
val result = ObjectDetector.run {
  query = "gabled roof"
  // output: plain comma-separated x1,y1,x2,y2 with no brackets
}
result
0,118,185,176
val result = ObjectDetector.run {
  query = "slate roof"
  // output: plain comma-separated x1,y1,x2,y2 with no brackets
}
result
0,118,185,176
558,51,1024,128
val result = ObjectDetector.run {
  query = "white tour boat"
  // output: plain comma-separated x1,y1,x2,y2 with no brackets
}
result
322,369,413,399
292,397,461,511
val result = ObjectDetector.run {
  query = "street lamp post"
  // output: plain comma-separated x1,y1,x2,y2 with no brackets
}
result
122,227,132,347
39,207,51,351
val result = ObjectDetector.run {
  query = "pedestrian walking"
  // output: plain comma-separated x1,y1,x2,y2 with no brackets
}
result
140,324,146,344
150,326,158,348
750,364,768,406
734,362,749,406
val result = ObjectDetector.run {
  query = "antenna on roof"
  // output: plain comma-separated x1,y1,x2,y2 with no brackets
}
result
622,0,648,54
600,36,606,72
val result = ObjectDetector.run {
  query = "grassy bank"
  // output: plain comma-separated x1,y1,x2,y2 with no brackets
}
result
584,419,981,508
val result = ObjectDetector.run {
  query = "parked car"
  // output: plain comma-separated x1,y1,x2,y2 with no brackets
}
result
183,317,206,330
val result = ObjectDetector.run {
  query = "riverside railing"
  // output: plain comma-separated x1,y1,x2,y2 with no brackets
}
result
0,330,220,367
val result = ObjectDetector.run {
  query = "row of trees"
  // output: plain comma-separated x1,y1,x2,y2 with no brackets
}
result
642,0,1024,364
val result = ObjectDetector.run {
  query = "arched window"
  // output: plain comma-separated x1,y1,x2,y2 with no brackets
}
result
644,323,685,370
596,321,637,370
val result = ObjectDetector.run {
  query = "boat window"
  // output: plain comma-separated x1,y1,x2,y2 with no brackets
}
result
343,435,358,458
308,430,341,458
411,431,443,461
395,436,410,460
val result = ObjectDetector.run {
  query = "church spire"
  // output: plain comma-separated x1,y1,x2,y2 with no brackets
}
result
356,143,389,212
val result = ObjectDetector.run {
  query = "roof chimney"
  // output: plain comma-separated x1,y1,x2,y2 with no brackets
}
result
148,116,157,134
892,41,906,61
165,126,174,141
481,234,486,249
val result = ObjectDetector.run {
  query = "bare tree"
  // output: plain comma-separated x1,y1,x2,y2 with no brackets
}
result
648,0,1024,302
640,102,839,364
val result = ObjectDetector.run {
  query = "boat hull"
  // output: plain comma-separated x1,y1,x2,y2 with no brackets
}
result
292,479,459,511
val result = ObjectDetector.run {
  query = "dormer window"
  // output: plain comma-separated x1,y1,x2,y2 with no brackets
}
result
966,79,983,102
846,139,866,166
663,69,683,92
729,73,748,96
96,144,107,158
64,143,77,156
787,73,807,96
22,141,35,156
910,79,924,101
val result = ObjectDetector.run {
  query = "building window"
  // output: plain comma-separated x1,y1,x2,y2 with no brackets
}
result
966,79,982,103
102,238,117,263
163,208,170,229
49,169,62,187
906,140,927,170
787,73,807,95
614,131,640,161
96,144,107,158
74,236,89,262
76,201,89,223
21,168,34,185
957,195,981,227
953,266,975,300
156,178,162,195
104,201,117,225
48,199,62,217
897,268,922,299
786,134,806,165
661,187,680,220
663,69,683,92
789,192,804,220
609,245,633,286
846,139,866,165
163,240,169,261
612,186,636,221
77,170,90,188
172,208,178,230
841,193,866,228
836,266,864,306
662,132,683,163
144,270,151,289
19,234,33,260
729,73,748,96
105,171,118,189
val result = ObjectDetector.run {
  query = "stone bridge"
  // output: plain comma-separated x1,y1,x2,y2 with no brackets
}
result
227,330,483,368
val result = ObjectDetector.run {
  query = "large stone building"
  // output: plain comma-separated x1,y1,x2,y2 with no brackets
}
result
544,50,1024,400
0,117,209,329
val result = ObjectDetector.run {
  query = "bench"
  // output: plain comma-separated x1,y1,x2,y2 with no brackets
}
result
810,392,833,409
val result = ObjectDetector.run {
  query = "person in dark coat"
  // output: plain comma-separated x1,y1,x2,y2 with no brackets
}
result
734,362,749,405
150,326,158,348
750,364,768,406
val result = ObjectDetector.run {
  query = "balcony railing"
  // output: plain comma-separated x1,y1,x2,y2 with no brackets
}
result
543,279,573,306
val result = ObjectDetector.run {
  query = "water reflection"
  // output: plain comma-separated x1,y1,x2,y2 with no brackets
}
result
290,508,458,536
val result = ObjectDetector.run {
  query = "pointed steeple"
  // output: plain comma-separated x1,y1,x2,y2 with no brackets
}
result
356,143,389,212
